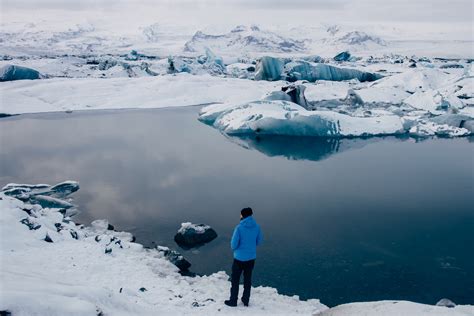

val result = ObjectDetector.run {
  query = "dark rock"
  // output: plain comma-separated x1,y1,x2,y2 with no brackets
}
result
20,218,41,230
281,85,310,109
107,224,115,230
333,51,351,62
0,310,12,316
70,231,79,239
55,222,63,232
44,234,53,243
246,66,255,72
174,223,218,248
105,248,112,254
139,287,147,292
157,246,192,271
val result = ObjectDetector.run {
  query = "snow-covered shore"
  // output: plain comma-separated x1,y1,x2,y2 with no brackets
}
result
1,185,473,316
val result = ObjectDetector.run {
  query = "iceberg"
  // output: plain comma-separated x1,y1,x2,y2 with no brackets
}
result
333,51,351,62
201,100,405,137
254,57,382,82
264,84,310,109
284,61,382,82
254,56,285,81
0,64,44,81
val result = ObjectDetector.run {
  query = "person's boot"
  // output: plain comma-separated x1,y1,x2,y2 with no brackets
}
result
224,300,237,307
241,298,249,307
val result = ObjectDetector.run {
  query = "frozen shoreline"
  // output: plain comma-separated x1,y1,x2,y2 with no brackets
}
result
1,185,473,315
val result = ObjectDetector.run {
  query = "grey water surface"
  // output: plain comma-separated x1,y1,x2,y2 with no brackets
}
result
1,106,473,307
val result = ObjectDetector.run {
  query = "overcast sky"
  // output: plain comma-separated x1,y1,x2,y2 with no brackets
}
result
1,0,473,23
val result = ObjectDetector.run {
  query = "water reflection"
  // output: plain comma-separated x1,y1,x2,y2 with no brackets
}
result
226,134,410,162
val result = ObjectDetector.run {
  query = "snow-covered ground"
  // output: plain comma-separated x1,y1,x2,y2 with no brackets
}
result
1,187,473,316
1,2,473,314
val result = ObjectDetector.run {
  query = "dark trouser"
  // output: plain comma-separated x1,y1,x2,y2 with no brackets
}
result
230,258,255,303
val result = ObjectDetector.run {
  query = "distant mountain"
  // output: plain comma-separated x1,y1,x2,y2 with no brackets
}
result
184,25,307,55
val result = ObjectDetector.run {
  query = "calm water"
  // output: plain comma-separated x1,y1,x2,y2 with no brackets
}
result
1,107,473,307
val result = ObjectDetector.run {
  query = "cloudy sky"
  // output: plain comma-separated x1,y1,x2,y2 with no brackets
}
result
1,0,472,23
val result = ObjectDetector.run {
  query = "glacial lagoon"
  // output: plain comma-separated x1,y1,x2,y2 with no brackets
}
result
1,107,473,306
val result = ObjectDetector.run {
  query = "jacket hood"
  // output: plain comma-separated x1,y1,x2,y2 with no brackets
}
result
240,216,256,228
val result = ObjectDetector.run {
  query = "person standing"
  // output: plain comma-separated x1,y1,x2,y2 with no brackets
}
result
225,207,263,307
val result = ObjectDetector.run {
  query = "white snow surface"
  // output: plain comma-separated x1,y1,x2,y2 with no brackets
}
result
2,192,474,316
0,74,282,114
178,222,210,234
0,193,327,316
2,192,473,316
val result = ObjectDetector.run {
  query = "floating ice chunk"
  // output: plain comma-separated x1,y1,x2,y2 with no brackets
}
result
404,89,464,113
344,89,364,107
374,68,456,93
174,222,217,248
430,114,474,133
304,81,350,103
264,85,310,109
204,100,405,137
0,64,44,81
254,56,284,81
168,49,225,75
409,120,470,137
284,61,382,82
334,51,351,62
356,87,411,105
255,58,381,83
198,103,238,124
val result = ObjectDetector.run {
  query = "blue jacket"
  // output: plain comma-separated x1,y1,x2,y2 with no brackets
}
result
231,216,263,261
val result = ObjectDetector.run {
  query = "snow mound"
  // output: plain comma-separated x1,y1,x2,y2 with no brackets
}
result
373,68,457,93
200,100,405,137
315,300,473,316
184,25,306,55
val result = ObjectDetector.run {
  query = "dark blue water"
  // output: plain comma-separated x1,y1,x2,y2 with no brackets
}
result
1,107,473,307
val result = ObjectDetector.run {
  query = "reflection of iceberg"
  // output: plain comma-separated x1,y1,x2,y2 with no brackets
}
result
226,134,408,162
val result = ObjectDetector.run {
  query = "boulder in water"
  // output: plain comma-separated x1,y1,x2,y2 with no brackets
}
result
174,222,218,248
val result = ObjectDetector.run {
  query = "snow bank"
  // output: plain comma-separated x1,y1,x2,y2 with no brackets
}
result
0,74,282,115
0,189,327,315
314,300,474,316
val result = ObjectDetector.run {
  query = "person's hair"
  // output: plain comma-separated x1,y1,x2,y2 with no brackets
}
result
241,207,253,218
